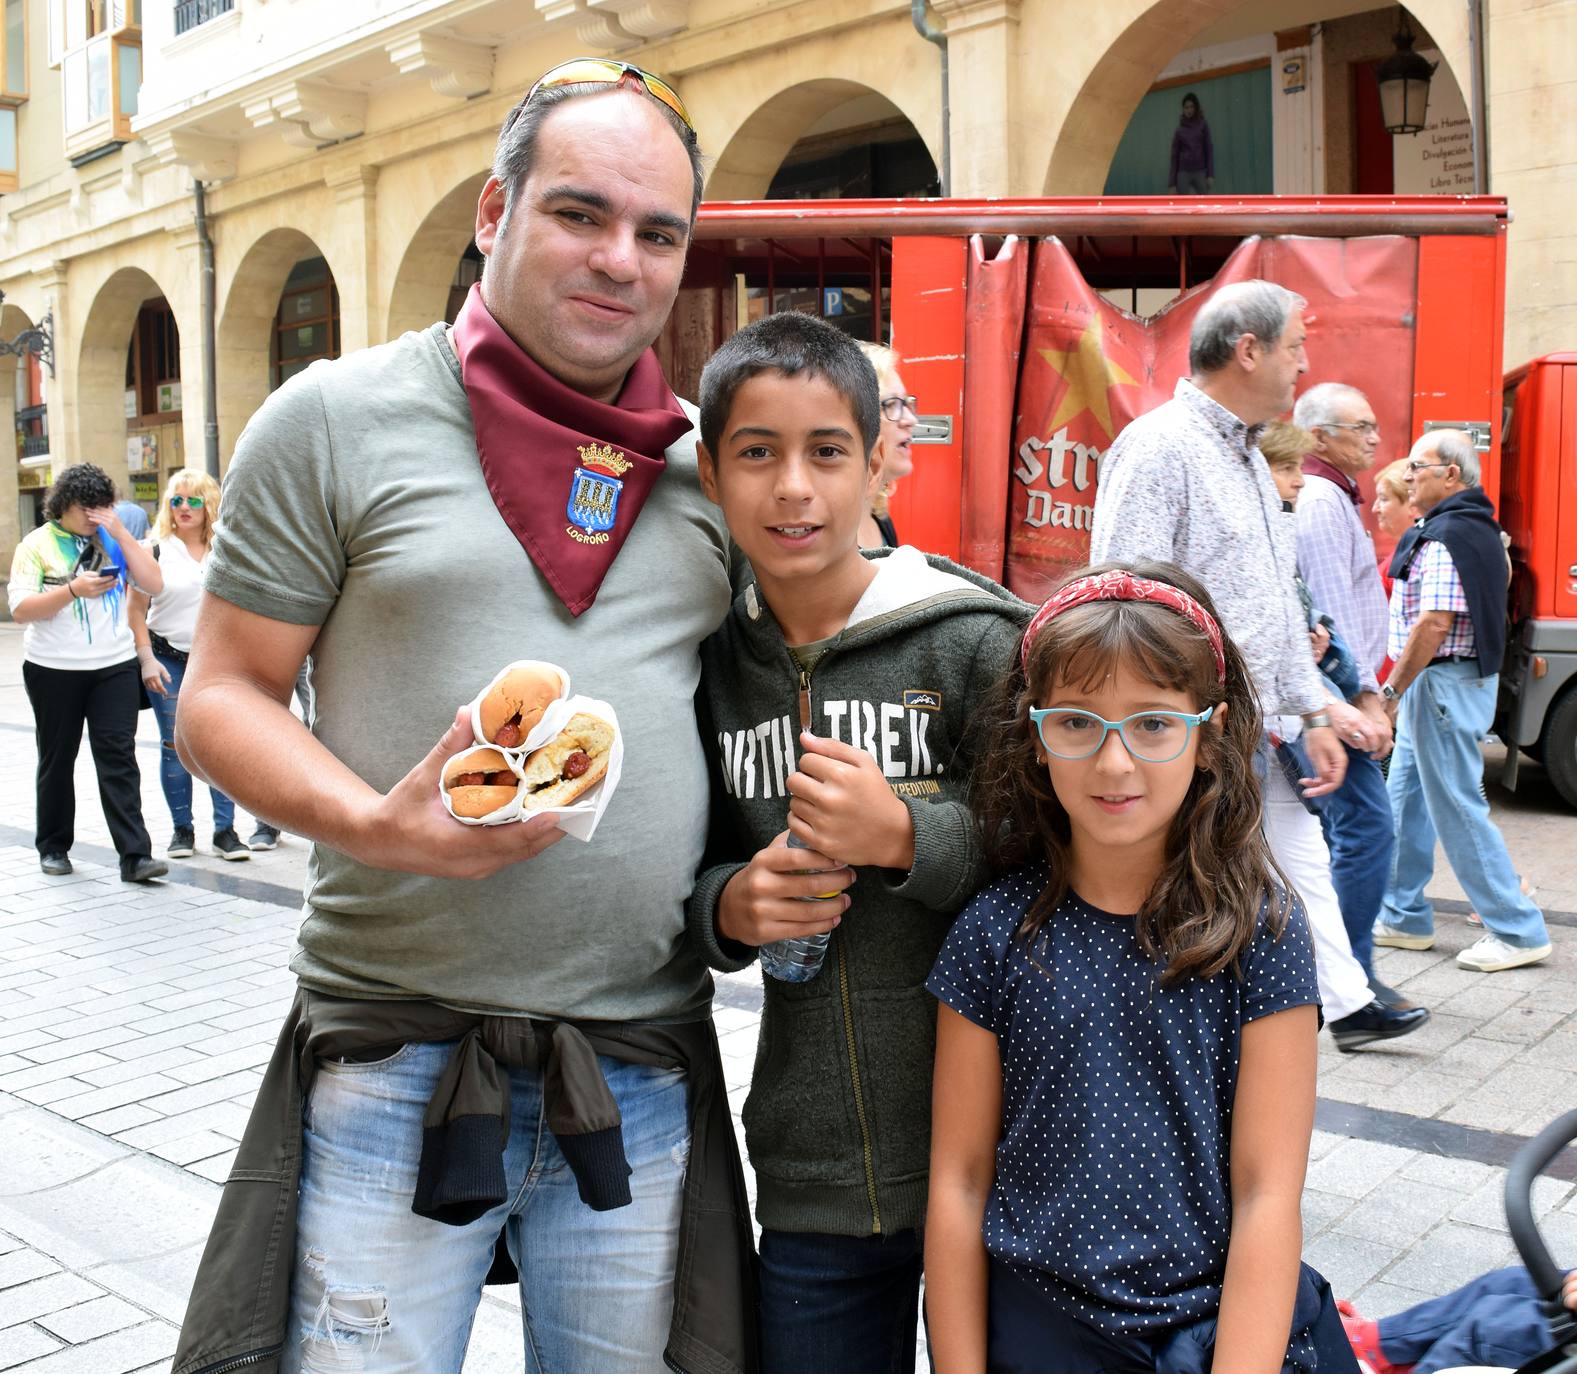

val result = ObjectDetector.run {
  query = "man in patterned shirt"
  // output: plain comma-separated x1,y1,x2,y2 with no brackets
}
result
1092,280,1428,1049
1377,429,1552,971
1290,383,1401,999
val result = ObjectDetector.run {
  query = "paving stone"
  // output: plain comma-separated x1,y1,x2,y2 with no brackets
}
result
1430,1034,1526,1079
1383,1221,1519,1293
1475,1005,1569,1045
0,1249,58,1290
1302,1232,1398,1294
74,1105,162,1136
140,1070,264,1118
186,1150,238,1184
112,1100,254,1150
48,1074,187,1122
19,1027,146,1064
0,1324,65,1368
1399,1153,1497,1192
35,1294,149,1344
0,1271,102,1327
74,1049,207,1089
0,1055,119,1095
1332,1178,1459,1245
148,1131,236,1167
3,1320,178,1372
1300,1188,1353,1241
1347,1279,1435,1319
1303,1138,1414,1199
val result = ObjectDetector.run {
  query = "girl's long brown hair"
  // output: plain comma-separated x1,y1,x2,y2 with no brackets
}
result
972,559,1291,984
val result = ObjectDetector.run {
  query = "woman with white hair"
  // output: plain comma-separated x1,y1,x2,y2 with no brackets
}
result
130,468,251,862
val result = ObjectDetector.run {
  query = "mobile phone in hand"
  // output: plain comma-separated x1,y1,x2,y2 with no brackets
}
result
96,567,118,579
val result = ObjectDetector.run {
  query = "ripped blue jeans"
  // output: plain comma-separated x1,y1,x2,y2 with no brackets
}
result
284,1038,689,1373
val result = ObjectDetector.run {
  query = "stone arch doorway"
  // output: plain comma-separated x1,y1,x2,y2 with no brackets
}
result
386,171,488,340
77,267,189,503
1040,0,1471,194
216,227,340,467
707,78,938,201
0,300,45,554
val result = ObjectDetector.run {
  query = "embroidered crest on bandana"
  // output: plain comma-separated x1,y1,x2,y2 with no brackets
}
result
566,443,632,545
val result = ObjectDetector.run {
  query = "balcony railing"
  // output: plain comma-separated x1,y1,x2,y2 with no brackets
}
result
20,434,50,458
175,0,234,37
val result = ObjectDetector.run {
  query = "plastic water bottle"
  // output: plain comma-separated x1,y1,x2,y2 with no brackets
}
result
758,832,834,983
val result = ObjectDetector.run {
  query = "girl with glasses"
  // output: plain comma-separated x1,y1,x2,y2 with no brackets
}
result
129,469,253,863
925,561,1358,1374
855,341,918,549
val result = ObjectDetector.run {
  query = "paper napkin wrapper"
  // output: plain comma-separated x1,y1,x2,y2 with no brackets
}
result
439,746,525,827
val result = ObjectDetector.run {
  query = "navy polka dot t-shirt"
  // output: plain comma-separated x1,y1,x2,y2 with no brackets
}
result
926,859,1319,1337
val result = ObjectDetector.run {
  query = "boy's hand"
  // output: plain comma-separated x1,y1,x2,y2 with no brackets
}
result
787,731,916,872
716,831,853,948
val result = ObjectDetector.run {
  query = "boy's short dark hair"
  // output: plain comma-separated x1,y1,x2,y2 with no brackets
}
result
45,463,115,522
698,312,881,461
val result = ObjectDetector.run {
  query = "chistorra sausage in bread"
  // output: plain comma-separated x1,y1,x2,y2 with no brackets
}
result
479,665,561,749
519,713,613,811
443,747,520,819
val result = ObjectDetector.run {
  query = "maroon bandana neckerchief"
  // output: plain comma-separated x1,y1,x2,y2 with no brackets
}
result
452,283,692,617
1301,455,1361,507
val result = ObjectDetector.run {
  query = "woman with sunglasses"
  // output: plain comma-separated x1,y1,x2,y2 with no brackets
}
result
857,342,919,549
130,469,251,862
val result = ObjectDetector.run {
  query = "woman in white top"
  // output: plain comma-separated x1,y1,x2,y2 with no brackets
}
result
7,462,167,881
130,468,250,862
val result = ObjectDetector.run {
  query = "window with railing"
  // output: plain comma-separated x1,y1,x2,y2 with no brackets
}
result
174,0,233,37
48,1,140,160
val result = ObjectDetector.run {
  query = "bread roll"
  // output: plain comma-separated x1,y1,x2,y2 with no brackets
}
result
479,666,562,749
519,713,614,811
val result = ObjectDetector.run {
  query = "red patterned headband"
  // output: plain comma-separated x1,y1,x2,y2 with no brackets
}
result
1020,569,1228,684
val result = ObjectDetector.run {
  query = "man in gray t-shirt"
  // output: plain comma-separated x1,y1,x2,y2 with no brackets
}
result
178,65,730,1373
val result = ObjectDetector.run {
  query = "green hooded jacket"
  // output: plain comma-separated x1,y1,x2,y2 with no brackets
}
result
687,546,1030,1236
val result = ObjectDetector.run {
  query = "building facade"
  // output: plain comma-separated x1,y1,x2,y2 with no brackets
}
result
0,0,1571,570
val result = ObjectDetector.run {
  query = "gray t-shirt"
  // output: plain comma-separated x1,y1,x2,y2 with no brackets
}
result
206,324,732,1021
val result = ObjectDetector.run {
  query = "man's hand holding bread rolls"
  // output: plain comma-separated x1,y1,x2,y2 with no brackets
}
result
441,660,622,838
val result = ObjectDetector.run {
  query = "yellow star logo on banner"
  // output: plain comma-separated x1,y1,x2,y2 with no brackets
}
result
1038,313,1139,439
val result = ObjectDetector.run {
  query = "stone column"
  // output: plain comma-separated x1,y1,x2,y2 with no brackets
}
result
325,165,380,354
931,0,1022,196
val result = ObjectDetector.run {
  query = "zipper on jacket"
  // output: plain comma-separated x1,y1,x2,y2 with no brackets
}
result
835,932,883,1235
189,1345,282,1374
796,657,882,1236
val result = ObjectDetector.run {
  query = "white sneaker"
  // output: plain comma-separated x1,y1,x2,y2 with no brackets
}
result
1455,932,1552,973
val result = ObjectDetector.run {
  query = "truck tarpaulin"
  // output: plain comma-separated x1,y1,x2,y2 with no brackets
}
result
999,234,1419,604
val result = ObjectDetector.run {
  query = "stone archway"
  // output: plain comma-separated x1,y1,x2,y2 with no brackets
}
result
0,300,37,562
706,76,940,201
1038,0,1471,194
216,227,335,468
385,171,487,341
76,267,186,496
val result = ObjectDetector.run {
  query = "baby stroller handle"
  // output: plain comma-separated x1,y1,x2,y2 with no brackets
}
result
1505,1107,1577,1302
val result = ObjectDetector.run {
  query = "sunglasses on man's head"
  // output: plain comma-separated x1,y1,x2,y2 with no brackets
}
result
506,59,694,139
170,495,204,509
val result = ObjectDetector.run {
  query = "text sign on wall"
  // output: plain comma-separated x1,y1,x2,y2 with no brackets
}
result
1391,51,1474,194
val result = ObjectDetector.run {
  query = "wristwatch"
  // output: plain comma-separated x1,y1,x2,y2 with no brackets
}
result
1304,711,1333,729
1381,684,1399,702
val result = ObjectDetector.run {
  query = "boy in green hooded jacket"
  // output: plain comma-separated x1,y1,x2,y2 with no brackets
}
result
687,311,1027,1372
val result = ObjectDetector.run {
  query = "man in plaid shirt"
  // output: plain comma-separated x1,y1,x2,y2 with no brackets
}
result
1376,430,1552,972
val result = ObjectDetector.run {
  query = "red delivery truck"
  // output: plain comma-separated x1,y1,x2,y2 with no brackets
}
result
664,196,1576,807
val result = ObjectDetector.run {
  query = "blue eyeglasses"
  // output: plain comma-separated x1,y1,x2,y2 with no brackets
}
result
1029,706,1215,763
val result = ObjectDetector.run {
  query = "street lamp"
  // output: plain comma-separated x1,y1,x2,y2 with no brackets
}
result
1376,9,1437,136
0,290,55,377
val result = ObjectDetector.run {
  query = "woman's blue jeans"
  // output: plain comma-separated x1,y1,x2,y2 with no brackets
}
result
147,650,234,833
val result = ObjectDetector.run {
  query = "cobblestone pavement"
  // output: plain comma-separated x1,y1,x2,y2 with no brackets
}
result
0,621,1574,1372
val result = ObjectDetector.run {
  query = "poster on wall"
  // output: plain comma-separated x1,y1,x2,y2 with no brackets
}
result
1391,51,1474,194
